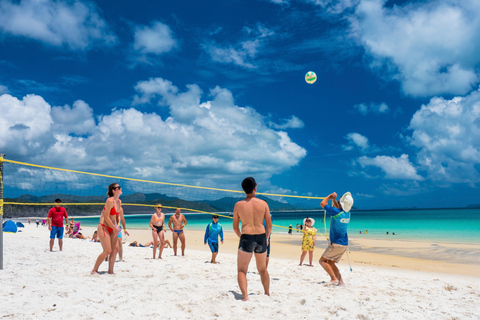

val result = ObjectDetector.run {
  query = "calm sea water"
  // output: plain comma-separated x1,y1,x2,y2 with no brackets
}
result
76,208,480,244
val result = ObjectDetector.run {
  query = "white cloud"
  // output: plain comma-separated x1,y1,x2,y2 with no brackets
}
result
357,154,423,180
349,0,480,97
343,132,369,151
407,88,480,185
0,84,8,94
308,0,359,14
269,115,305,129
0,0,116,50
354,102,389,115
51,100,96,135
0,79,307,187
133,21,177,55
204,24,275,69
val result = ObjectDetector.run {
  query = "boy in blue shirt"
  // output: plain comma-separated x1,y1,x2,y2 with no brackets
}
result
204,215,224,264
319,192,354,286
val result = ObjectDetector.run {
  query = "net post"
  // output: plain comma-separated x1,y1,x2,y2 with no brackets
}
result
0,153,4,270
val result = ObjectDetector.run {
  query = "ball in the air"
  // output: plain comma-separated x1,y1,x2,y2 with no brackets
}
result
305,71,317,84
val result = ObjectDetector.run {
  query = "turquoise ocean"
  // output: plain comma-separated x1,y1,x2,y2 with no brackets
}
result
76,208,480,244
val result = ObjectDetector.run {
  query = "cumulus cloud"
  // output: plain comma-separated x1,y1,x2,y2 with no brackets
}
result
0,79,307,187
407,88,480,185
0,0,116,50
268,115,305,129
204,24,275,69
133,21,177,55
353,102,389,115
343,132,369,151
350,0,480,97
357,154,423,180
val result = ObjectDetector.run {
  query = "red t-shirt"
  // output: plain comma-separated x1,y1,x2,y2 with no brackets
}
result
48,207,68,227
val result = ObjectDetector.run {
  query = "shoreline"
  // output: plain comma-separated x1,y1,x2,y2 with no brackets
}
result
71,225,480,278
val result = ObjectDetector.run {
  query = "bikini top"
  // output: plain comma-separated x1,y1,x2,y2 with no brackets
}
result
104,206,119,216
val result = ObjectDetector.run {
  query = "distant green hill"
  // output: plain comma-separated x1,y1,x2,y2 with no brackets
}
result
3,192,314,218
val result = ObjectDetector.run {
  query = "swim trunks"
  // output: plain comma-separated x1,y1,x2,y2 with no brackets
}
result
322,242,347,263
238,233,267,254
208,241,219,253
153,225,163,233
50,226,64,239
174,230,183,234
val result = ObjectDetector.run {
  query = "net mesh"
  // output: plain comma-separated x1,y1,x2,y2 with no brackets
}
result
1,158,325,233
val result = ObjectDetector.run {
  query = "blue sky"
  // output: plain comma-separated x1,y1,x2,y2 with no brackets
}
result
1,0,480,209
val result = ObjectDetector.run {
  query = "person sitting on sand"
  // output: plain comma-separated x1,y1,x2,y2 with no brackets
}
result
204,215,224,264
91,230,99,242
319,192,353,287
299,217,317,267
168,208,188,256
149,204,165,259
163,239,172,248
233,177,272,301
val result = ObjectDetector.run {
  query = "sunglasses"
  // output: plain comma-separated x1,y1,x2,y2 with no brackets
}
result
156,206,162,209
113,186,122,190
305,219,311,222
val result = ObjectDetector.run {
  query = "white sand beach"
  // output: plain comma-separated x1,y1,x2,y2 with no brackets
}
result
1,223,480,319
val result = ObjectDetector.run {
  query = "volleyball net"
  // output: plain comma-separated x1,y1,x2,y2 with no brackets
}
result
0,157,325,226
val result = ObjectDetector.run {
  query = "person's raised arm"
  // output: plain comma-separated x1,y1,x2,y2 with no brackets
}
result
320,192,337,209
232,203,241,238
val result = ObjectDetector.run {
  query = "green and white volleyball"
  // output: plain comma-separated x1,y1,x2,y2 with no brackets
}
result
305,71,317,84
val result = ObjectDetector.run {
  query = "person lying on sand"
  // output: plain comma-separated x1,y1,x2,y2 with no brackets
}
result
129,241,154,247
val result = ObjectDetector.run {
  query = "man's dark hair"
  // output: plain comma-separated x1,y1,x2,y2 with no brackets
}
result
54,198,61,203
241,177,256,194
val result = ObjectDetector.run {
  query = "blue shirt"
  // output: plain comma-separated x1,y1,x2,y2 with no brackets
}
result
324,204,350,246
204,222,223,243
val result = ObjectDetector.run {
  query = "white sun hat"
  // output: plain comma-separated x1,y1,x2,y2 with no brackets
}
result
339,192,354,212
303,217,315,226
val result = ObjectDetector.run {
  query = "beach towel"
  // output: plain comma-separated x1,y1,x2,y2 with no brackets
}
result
72,222,81,235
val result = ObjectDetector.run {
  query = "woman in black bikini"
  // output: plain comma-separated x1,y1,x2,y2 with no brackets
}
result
149,204,165,259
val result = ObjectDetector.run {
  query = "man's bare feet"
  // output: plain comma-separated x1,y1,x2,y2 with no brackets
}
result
91,270,99,275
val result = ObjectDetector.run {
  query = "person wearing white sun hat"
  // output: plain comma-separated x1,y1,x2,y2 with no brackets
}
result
298,217,317,267
319,192,353,286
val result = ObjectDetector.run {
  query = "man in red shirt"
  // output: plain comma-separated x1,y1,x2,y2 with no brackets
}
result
47,198,69,251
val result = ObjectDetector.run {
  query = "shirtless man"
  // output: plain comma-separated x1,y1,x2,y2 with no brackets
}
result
168,208,188,256
233,177,272,301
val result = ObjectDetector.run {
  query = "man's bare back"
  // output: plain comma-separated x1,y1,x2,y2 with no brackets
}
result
233,177,272,301
234,197,270,236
